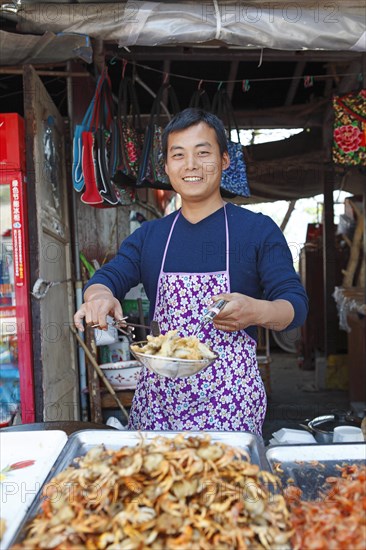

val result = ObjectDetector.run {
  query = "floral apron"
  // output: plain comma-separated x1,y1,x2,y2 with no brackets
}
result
128,206,267,435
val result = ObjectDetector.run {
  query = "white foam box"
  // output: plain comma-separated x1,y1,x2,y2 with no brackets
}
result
272,428,317,444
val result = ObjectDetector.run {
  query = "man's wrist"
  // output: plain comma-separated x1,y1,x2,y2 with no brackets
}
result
256,299,294,331
84,284,114,302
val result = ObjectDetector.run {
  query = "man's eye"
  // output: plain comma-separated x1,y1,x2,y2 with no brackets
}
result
172,153,183,158
198,151,210,156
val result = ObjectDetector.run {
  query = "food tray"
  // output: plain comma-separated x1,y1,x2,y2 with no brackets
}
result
0,430,68,550
42,429,269,472
266,442,366,500
11,430,268,546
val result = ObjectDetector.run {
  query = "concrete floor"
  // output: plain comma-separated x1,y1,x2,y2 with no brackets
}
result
262,351,350,444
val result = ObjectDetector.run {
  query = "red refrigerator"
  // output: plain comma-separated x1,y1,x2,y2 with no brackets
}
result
0,113,35,424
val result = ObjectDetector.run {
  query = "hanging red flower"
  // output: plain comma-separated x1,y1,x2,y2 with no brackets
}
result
334,124,363,153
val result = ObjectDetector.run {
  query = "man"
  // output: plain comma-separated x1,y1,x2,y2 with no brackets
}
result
74,108,308,434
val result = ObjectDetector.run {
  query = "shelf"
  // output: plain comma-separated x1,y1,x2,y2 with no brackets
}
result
101,389,135,409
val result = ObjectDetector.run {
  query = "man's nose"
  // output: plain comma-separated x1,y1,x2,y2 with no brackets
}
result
184,153,198,170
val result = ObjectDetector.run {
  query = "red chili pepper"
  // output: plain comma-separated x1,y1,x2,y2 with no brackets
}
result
9,460,35,470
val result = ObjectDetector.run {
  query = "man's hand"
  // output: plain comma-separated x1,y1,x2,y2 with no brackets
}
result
211,293,294,332
74,284,124,332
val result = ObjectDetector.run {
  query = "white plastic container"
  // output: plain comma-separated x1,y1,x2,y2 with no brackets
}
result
333,426,364,443
108,336,131,362
94,315,118,346
272,428,317,444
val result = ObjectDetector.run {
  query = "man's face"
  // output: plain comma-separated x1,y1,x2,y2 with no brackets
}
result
164,122,230,202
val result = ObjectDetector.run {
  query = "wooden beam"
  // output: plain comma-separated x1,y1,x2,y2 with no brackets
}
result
280,200,297,231
284,61,306,106
134,101,325,128
226,60,239,101
323,64,335,98
0,68,91,77
105,47,362,63
162,59,171,106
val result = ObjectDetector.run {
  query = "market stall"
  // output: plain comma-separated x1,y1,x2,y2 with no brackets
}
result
0,1,364,453
0,428,365,549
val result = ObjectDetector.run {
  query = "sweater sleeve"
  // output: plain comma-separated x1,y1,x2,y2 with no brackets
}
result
83,225,145,301
257,215,308,331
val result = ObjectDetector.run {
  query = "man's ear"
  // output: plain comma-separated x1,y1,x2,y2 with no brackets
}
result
164,162,169,176
222,151,230,171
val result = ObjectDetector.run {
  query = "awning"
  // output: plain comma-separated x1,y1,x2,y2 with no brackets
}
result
13,1,366,52
0,30,92,65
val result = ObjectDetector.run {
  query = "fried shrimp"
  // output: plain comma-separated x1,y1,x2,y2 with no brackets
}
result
286,464,366,550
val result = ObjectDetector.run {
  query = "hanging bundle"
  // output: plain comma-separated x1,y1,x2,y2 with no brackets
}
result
93,75,120,206
189,87,211,111
137,83,180,190
76,68,121,207
212,88,250,198
113,76,144,189
332,89,366,166
72,73,104,193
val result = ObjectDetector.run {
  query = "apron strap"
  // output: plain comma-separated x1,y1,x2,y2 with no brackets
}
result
159,205,230,278
160,210,181,277
224,204,230,276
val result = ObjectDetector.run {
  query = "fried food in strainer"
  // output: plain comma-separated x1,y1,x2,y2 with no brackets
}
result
131,330,216,360
14,435,293,549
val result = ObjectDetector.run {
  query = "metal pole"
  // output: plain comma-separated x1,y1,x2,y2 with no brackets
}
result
66,61,89,421
323,165,338,358
70,326,129,425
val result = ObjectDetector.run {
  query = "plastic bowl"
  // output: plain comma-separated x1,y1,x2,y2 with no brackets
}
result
99,360,142,390
130,341,218,379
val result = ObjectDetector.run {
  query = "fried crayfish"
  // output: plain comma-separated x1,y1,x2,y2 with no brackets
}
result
14,434,292,549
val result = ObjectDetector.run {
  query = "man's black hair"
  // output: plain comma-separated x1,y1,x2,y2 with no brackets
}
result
162,108,228,160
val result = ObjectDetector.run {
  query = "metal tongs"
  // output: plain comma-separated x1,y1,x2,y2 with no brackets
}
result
91,316,150,340
193,299,228,336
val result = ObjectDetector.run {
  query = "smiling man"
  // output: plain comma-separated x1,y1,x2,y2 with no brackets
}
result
164,121,230,217
74,108,308,435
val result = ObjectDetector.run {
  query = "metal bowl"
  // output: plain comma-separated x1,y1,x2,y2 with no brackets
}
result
300,412,362,444
130,341,218,379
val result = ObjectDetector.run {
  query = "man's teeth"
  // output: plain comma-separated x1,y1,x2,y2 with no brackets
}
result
183,177,202,182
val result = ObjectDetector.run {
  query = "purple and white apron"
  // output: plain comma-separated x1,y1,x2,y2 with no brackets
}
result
128,206,267,435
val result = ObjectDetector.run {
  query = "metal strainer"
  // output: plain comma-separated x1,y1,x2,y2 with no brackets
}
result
130,342,218,379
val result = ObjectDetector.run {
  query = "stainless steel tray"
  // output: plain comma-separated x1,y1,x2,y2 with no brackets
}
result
55,429,268,468
12,430,269,546
266,442,366,500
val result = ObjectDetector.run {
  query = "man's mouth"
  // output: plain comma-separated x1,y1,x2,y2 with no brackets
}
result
182,176,203,182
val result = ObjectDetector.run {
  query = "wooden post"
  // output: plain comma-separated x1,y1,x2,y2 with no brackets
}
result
85,326,103,423
323,165,338,357
363,54,366,307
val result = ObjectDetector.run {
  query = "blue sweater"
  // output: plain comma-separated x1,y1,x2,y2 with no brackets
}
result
85,203,308,340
